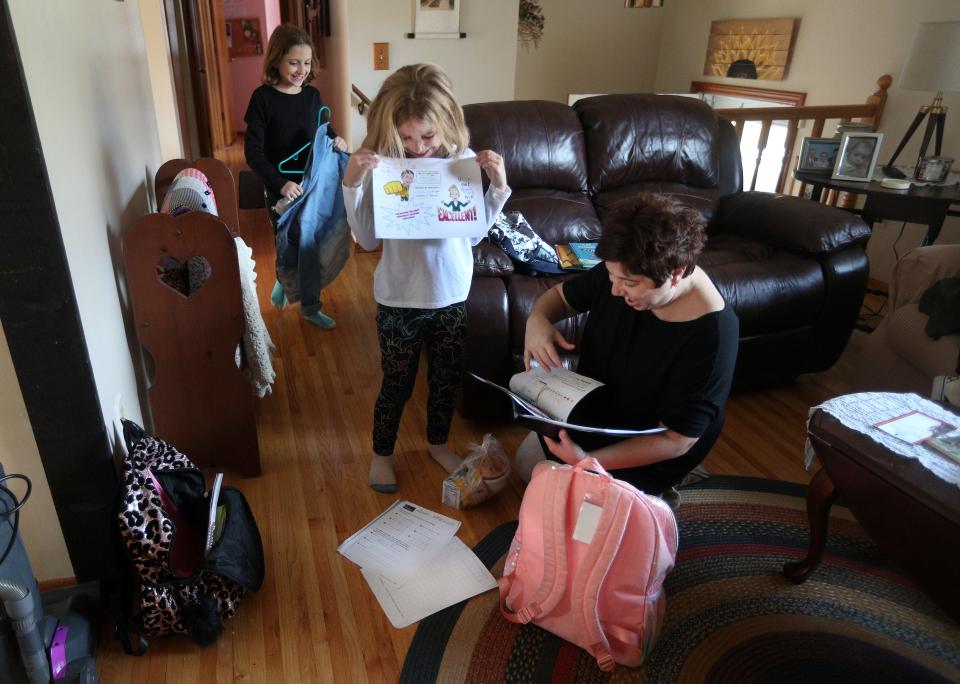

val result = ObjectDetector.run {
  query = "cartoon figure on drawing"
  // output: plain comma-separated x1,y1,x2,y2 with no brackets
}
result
442,185,469,211
838,140,874,177
383,169,415,201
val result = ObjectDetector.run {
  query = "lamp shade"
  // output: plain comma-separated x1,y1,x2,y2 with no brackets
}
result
900,21,960,93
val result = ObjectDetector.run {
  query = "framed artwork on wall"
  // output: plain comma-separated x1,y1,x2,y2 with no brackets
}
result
410,0,464,38
703,18,798,81
226,18,262,58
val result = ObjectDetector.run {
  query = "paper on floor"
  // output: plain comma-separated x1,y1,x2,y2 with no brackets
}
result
337,500,460,584
362,536,497,628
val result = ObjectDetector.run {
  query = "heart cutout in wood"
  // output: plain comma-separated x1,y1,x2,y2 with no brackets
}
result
156,255,212,297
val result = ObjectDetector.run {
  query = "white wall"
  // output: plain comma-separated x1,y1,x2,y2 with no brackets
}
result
7,0,163,577
345,0,520,150
654,0,960,282
515,0,665,102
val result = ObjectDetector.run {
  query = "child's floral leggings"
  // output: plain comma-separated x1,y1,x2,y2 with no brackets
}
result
372,302,467,456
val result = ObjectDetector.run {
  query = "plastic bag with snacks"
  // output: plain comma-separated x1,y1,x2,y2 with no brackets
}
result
441,434,511,509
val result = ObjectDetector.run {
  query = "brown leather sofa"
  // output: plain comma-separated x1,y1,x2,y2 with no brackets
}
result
461,95,872,418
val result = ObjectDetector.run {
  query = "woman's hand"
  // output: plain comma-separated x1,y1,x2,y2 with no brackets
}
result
475,150,507,191
332,136,348,153
343,148,379,188
280,181,303,201
523,312,575,371
543,430,587,465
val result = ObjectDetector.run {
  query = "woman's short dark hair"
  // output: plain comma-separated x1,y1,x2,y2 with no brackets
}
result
595,193,706,287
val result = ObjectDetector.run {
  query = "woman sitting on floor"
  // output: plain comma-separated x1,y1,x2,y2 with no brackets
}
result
517,192,739,497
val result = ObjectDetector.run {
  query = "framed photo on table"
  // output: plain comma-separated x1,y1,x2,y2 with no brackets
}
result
832,132,883,182
797,137,841,173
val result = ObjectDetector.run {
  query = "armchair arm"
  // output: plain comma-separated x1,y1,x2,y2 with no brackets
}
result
716,191,871,255
889,244,960,309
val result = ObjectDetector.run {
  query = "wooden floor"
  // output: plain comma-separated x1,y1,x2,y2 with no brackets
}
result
95,146,872,682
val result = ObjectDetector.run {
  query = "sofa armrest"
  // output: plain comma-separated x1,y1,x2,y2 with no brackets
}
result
889,244,960,310
716,191,871,255
473,239,514,277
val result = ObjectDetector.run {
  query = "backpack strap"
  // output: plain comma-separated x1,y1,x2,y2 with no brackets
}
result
571,484,633,672
498,465,573,624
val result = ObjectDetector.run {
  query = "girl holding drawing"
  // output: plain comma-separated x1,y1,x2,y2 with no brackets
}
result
342,63,511,493
244,24,347,328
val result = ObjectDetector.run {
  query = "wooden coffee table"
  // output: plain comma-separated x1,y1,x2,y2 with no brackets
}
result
784,406,960,621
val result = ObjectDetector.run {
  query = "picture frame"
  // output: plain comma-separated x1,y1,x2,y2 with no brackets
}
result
831,132,883,182
797,137,841,173
410,0,463,38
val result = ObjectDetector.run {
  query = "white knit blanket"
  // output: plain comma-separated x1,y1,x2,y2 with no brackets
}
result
234,237,276,397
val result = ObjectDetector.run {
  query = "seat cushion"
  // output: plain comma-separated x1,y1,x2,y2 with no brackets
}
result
886,304,960,380
502,188,602,245
700,234,824,337
594,183,721,225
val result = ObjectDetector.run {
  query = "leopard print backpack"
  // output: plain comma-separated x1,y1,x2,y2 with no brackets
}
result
116,421,264,653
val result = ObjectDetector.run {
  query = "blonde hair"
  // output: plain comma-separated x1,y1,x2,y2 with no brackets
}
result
362,63,469,158
261,24,315,86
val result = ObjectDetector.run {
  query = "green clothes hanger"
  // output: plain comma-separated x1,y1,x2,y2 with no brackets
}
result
277,106,331,176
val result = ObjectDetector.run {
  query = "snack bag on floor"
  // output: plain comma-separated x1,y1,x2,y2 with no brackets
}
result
441,434,510,509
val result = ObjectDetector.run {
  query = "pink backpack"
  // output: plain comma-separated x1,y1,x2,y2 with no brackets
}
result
498,457,678,671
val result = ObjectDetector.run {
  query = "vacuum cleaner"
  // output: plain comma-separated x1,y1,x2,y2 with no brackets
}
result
0,462,98,683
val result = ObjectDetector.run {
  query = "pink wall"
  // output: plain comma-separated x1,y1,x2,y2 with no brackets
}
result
224,0,281,135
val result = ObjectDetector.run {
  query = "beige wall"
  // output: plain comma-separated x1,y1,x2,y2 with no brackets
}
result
655,0,960,282
140,0,184,162
345,0,519,150
515,0,664,102
0,326,73,579
8,0,163,577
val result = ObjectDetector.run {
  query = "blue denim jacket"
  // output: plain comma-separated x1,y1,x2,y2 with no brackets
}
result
275,123,350,316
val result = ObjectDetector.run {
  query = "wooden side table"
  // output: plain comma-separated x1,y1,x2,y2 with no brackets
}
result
785,406,960,621
794,170,960,246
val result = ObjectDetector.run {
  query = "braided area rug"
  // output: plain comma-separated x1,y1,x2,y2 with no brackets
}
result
400,476,960,683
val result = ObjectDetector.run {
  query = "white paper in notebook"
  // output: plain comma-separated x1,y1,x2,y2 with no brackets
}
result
361,537,497,628
337,500,460,583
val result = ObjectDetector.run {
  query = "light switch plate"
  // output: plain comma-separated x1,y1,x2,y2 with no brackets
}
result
374,42,389,70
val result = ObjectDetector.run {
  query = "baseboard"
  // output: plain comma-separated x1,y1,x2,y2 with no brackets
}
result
39,577,77,592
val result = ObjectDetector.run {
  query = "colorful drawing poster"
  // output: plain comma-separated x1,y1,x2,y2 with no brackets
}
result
371,156,486,239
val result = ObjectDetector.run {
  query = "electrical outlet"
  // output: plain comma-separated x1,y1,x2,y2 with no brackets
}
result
373,42,389,70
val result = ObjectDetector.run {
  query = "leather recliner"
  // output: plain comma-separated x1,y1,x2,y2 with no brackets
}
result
461,95,872,418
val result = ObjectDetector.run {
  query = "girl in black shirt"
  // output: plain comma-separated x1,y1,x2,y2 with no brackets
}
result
244,24,347,328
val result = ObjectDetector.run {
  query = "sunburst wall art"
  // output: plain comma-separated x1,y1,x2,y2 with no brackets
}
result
703,18,798,81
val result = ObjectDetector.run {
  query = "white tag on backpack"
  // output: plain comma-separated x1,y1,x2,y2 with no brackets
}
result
572,501,603,544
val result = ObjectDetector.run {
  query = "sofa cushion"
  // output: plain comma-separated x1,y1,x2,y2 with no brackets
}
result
700,234,824,337
575,94,721,196
594,183,721,226
503,188,602,245
472,239,514,277
464,100,588,193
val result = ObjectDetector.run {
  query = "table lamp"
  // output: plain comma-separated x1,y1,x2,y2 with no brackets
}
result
882,21,960,179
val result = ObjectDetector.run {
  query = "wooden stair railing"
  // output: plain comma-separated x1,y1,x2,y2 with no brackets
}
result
352,83,372,115
714,75,892,205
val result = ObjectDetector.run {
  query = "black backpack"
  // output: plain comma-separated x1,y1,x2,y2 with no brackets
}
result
115,420,264,654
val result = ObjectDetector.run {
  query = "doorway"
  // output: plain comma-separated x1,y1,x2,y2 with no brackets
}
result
162,0,350,162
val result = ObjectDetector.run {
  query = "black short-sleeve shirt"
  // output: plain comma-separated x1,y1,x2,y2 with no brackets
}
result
559,263,739,492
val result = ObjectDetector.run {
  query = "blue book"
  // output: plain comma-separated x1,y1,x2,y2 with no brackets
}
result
569,242,600,269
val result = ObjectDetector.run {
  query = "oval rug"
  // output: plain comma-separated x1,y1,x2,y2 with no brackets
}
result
400,476,960,683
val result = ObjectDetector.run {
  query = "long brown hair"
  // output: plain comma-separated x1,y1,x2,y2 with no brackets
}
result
362,63,469,158
261,24,315,86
